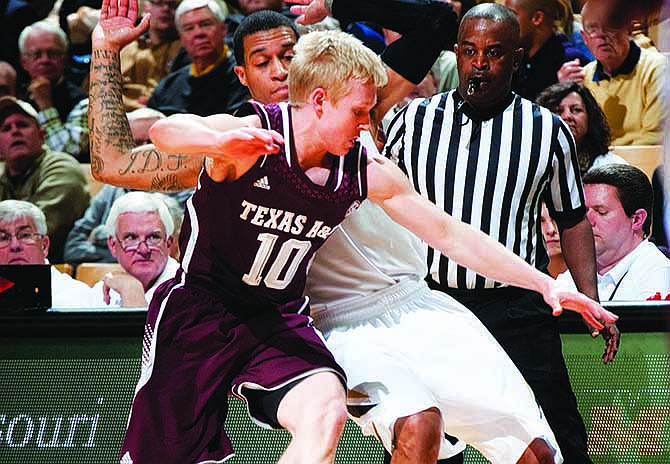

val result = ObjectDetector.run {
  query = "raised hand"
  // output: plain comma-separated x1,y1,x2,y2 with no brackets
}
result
289,0,331,26
93,0,151,50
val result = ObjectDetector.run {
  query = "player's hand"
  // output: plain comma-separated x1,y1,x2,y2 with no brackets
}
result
557,59,585,84
547,286,620,363
290,0,331,25
542,282,618,329
558,289,618,329
542,280,619,365
215,127,284,158
93,0,150,49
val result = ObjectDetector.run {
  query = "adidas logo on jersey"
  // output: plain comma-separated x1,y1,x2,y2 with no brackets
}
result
120,451,134,464
253,176,271,190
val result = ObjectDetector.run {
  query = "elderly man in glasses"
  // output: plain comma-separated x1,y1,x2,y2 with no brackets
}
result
92,191,180,308
0,199,97,308
565,0,667,146
18,20,90,161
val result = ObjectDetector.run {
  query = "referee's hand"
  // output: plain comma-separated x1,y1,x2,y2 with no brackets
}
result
590,320,620,365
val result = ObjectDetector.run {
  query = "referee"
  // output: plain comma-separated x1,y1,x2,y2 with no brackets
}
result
384,3,620,463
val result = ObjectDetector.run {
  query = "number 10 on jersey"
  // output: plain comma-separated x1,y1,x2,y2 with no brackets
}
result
242,233,312,290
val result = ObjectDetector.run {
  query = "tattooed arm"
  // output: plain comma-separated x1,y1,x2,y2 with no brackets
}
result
148,113,284,182
91,0,285,186
89,0,203,192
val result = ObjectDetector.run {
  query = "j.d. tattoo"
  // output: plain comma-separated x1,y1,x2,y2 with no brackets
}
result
120,149,190,176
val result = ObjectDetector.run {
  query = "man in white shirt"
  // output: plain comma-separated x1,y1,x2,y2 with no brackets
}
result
92,191,180,307
0,199,97,308
558,164,670,300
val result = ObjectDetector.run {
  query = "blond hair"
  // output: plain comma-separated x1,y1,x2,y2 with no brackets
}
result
288,30,388,106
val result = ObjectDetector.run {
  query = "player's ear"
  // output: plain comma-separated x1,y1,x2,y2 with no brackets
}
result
234,66,249,88
310,87,327,116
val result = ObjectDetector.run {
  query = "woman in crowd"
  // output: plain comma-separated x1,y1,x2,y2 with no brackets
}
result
536,80,626,174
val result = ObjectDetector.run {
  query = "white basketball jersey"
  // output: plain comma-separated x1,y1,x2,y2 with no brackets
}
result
305,132,427,310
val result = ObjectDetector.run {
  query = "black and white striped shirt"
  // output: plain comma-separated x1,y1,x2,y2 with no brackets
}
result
384,90,585,290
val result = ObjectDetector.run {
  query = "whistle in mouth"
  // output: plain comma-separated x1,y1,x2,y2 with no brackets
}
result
467,79,480,96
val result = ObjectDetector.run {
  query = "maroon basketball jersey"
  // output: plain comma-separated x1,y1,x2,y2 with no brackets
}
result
178,102,368,311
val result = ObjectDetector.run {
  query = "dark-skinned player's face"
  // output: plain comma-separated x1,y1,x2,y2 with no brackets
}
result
454,18,523,108
234,26,297,104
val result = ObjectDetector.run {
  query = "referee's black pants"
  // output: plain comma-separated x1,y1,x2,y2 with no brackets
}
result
428,281,592,464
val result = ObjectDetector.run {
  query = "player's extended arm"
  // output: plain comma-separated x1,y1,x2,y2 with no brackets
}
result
149,114,284,182
366,156,618,329
89,0,203,192
291,0,458,123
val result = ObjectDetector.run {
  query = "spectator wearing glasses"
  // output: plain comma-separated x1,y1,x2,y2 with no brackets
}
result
0,199,97,308
574,1,667,146
146,0,250,116
63,184,192,265
18,20,90,161
91,191,180,308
